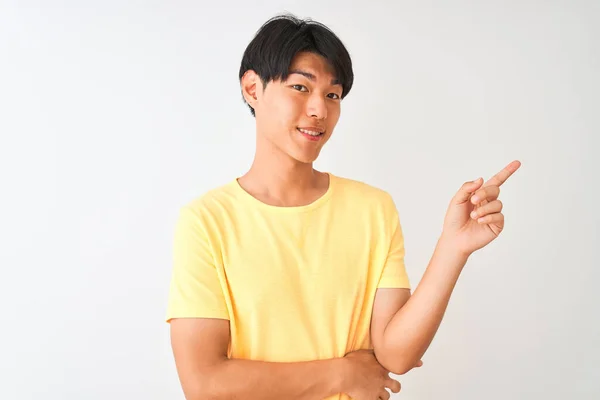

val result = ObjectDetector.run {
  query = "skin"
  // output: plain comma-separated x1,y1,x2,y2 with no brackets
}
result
170,49,522,399
237,51,342,207
371,161,521,377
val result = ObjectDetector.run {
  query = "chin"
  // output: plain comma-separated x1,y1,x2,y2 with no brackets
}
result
290,150,320,164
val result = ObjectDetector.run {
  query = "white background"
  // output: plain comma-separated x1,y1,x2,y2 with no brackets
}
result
1,1,598,399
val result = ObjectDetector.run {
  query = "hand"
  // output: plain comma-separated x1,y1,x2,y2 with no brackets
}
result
441,160,521,256
341,350,423,400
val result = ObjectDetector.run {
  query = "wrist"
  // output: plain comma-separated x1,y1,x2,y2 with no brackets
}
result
334,357,351,394
436,235,471,264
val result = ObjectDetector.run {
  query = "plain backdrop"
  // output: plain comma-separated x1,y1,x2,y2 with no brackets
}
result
1,1,598,399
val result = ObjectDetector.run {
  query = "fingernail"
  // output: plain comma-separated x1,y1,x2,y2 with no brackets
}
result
471,195,479,203
471,211,478,219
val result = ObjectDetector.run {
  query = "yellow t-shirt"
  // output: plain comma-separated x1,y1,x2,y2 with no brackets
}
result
166,172,410,399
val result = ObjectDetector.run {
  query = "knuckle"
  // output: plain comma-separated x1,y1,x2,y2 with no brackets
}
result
389,379,401,393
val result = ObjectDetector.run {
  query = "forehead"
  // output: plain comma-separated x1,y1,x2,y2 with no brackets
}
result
289,52,337,79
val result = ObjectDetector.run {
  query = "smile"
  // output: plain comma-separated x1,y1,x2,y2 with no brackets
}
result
297,128,324,137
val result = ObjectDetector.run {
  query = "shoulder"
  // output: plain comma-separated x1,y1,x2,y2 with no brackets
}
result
177,180,241,227
185,181,237,210
331,173,397,212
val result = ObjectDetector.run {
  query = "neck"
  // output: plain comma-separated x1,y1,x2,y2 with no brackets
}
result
238,139,327,207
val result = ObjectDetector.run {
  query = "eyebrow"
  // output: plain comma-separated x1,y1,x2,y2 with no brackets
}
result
289,69,341,86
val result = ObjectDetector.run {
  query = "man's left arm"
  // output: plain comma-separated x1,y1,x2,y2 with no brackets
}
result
370,238,468,375
371,160,521,375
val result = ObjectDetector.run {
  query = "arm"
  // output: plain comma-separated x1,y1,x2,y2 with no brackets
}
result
371,237,468,375
372,161,520,374
170,317,347,400
169,207,391,399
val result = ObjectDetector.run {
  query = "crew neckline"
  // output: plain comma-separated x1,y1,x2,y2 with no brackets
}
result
231,172,335,213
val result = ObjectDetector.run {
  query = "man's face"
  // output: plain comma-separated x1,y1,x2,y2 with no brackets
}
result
251,52,343,164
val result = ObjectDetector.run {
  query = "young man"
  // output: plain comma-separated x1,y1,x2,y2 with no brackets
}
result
166,14,520,400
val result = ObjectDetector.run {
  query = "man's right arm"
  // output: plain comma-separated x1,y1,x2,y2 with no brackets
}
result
170,318,348,400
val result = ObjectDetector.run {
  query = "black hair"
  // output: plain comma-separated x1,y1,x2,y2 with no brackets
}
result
238,13,354,117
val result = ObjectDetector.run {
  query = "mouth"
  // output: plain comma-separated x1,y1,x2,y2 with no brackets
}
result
297,127,325,141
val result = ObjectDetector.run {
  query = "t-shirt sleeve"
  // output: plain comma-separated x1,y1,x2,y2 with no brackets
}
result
377,198,411,290
166,206,229,322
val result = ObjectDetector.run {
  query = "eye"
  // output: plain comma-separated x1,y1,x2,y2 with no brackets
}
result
292,84,308,92
328,93,341,100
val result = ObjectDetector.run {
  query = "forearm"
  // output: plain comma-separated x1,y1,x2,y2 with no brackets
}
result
195,357,346,400
378,236,469,374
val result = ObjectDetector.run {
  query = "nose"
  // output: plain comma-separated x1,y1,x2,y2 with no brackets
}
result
306,94,327,120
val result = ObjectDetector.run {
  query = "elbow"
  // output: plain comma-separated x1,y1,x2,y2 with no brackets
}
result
388,362,413,376
379,357,411,376
375,348,419,376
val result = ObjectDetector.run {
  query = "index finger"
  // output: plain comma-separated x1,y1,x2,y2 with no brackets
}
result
483,160,521,188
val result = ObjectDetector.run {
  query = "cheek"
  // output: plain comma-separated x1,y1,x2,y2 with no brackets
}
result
328,104,341,125
273,97,303,127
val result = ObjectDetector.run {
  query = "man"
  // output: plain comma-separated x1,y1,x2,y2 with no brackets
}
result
166,13,521,400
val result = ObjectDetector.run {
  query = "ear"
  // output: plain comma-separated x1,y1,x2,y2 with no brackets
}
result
241,70,261,109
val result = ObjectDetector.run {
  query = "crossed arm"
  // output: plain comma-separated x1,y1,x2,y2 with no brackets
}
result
170,237,467,399
170,318,348,400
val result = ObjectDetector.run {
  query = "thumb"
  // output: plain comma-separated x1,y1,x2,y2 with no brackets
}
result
453,177,483,204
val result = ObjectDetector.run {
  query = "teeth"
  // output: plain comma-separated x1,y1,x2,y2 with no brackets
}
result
298,128,322,136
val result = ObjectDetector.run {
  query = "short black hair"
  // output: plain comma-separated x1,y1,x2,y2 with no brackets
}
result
239,13,354,117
